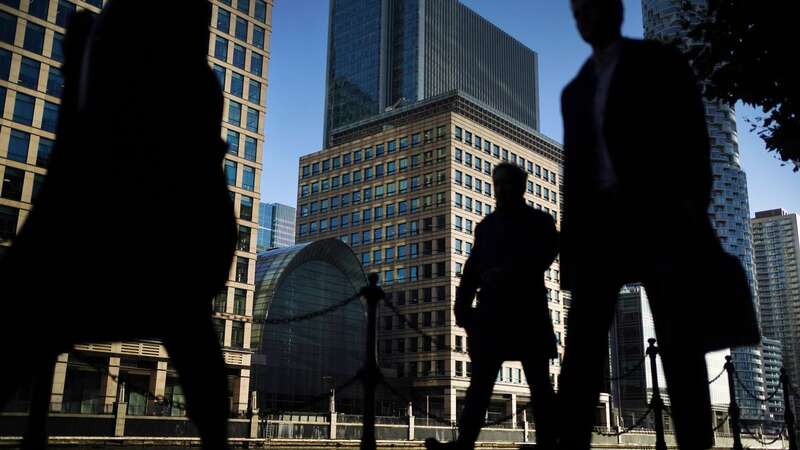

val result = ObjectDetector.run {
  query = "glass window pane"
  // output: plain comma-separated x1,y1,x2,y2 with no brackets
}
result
214,36,228,61
46,66,63,96
250,52,263,76
233,44,246,69
216,8,230,33
244,136,257,161
0,11,17,45
230,72,244,97
23,22,45,54
247,80,260,103
13,92,36,125
7,129,30,163
18,56,40,89
36,136,53,167
235,17,247,41
42,101,58,132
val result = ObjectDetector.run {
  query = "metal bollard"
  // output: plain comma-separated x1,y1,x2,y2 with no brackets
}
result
359,273,383,450
780,368,798,450
725,355,744,450
646,338,667,450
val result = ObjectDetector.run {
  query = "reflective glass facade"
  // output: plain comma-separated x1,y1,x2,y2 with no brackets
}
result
257,202,296,252
324,0,539,146
252,239,367,413
643,0,763,421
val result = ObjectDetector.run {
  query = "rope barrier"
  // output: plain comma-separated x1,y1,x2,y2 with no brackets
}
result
707,366,726,385
712,413,730,432
264,292,361,325
740,422,787,445
595,406,654,437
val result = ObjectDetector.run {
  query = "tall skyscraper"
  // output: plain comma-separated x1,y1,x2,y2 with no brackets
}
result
642,0,764,422
297,89,566,423
323,0,539,147
0,0,272,415
752,208,800,425
257,202,296,252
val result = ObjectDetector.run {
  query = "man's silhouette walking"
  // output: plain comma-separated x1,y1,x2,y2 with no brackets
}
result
426,163,558,450
558,1,756,449
0,1,236,448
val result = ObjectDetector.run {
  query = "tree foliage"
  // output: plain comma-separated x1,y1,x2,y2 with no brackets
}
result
680,0,799,171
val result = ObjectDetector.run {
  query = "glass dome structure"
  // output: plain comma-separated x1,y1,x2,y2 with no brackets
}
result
251,238,367,413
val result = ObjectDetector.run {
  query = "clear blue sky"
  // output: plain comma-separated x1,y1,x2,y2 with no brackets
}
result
262,0,799,215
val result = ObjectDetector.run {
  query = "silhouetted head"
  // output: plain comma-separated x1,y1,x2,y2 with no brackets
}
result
570,0,623,50
492,163,527,210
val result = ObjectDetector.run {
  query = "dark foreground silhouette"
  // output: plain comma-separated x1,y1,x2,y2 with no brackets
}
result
426,163,559,450
558,1,759,450
0,1,236,448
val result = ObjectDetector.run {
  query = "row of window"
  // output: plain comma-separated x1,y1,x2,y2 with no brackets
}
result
1,164,44,203
1,89,59,132
392,360,542,381
301,168,447,199
298,195,451,236
213,6,266,49
213,64,262,105
217,0,270,24
1,49,63,97
212,35,265,78
383,310,447,332
526,180,558,204
225,128,258,162
301,126,449,178
301,185,449,217
454,125,559,185
384,286,447,305
224,160,257,191
1,128,53,166
1,11,65,61
453,169,492,197
213,287,249,316
212,317,247,348
225,97,259,132
1,0,92,25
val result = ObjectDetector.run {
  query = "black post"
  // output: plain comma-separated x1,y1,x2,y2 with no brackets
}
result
646,338,667,450
360,273,383,450
781,368,798,450
725,355,744,450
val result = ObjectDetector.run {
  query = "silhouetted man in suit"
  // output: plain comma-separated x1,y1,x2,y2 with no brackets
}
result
426,163,558,450
0,2,236,448
558,0,721,449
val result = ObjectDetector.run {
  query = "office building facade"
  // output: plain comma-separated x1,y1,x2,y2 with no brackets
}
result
752,209,800,426
323,0,540,146
297,90,565,422
257,202,296,252
0,0,272,415
642,0,764,422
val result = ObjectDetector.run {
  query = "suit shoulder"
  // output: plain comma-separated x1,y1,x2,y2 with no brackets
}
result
525,206,556,226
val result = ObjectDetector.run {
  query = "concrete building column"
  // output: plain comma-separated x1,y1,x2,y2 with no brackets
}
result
148,360,168,397
49,353,69,412
443,387,457,424
506,393,518,429
232,368,250,415
102,357,121,413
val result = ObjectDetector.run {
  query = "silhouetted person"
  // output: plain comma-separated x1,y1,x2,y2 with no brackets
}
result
558,1,755,449
426,163,558,450
0,1,236,449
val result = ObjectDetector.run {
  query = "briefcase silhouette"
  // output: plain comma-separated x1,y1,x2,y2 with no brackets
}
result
698,250,761,353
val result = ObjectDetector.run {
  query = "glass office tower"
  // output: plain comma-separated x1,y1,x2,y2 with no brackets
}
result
324,0,540,146
642,0,764,423
258,202,297,252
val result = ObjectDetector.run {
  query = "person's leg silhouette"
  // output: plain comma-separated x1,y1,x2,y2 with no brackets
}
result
164,314,230,450
557,275,621,450
521,356,556,449
645,276,713,450
456,354,503,448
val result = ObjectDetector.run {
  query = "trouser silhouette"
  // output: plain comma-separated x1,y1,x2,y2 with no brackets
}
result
458,351,555,447
558,269,713,450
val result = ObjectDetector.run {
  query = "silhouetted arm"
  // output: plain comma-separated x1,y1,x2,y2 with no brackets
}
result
455,223,484,329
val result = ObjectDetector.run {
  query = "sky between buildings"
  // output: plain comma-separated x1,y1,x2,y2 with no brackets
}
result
261,0,799,214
